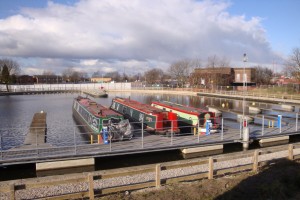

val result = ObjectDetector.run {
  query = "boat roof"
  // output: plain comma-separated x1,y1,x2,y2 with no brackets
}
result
152,101,209,115
113,97,165,114
76,97,122,118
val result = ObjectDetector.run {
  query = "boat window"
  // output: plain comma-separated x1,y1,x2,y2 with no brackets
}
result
102,119,109,126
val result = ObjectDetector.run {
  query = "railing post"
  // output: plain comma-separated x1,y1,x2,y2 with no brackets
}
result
208,157,214,179
73,127,77,155
9,184,15,200
197,119,200,143
171,120,173,146
0,130,2,160
252,150,259,172
288,144,294,160
88,173,95,200
296,113,298,131
221,118,224,141
109,129,112,152
239,119,242,139
35,128,38,157
141,119,144,149
155,164,161,187
262,115,264,136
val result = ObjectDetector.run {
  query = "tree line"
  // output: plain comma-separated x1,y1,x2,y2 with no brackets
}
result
1,47,300,90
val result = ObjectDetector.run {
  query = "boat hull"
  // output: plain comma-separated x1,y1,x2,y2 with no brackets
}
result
110,97,179,134
151,101,219,134
72,96,132,142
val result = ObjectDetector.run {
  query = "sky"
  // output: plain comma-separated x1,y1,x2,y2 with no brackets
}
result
0,0,299,76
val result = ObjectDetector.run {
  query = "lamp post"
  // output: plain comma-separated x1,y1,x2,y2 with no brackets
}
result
242,53,248,121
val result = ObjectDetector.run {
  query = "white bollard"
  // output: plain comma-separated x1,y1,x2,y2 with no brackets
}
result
242,127,250,151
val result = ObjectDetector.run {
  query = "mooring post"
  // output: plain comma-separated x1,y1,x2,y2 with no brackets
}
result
141,118,144,149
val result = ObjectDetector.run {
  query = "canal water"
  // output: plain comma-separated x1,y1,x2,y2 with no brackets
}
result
0,92,236,148
0,92,299,148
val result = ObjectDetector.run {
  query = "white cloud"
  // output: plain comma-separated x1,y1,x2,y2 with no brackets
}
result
80,59,98,66
0,0,282,74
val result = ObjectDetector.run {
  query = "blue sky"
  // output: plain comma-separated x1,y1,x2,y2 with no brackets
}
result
228,0,300,59
0,0,299,75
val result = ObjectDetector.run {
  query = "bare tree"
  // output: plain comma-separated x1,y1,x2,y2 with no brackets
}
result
206,55,218,68
206,55,230,68
286,48,300,80
62,67,80,83
0,58,20,76
144,68,164,85
168,59,191,87
0,59,21,91
189,59,202,87
254,66,273,85
104,71,121,82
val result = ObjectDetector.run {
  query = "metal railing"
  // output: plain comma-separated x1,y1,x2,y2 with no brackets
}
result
0,115,299,164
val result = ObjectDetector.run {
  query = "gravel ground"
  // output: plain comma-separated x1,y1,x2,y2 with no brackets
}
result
0,147,298,200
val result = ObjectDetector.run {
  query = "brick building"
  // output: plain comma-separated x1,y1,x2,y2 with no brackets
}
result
33,75,63,84
191,67,256,87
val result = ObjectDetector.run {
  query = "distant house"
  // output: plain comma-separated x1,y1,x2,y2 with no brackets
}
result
274,76,300,85
33,75,63,84
90,77,112,83
191,67,256,87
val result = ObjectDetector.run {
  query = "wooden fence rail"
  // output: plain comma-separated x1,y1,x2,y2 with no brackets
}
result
1,143,299,200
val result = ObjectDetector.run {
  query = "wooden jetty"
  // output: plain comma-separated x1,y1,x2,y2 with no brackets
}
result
22,111,49,148
82,89,108,98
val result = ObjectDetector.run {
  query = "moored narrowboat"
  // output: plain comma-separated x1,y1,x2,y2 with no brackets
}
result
72,96,133,142
110,97,179,134
151,101,219,134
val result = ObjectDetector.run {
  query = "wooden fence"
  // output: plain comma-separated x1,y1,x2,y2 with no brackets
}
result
1,143,300,200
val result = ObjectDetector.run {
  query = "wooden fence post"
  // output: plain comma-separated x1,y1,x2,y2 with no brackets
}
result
208,157,214,179
288,144,294,160
9,184,15,200
252,150,259,172
155,164,161,187
88,173,94,200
